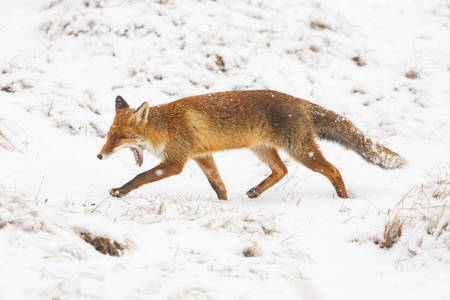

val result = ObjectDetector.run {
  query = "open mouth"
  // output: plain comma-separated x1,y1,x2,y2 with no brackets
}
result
130,147,144,167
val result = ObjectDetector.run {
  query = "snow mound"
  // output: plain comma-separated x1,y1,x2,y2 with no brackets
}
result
40,0,362,99
0,195,134,298
118,195,309,279
0,195,130,257
2,0,450,298
364,166,450,265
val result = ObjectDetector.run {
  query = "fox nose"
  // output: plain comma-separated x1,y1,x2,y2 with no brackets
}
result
97,154,103,160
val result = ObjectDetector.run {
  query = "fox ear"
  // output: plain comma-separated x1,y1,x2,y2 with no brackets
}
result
115,95,130,111
129,102,149,127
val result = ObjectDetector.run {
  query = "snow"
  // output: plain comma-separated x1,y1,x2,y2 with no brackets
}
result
1,0,450,299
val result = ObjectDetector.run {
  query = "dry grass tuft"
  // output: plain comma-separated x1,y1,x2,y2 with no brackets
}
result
0,129,16,152
381,209,403,249
120,195,280,237
381,166,450,250
80,232,127,257
215,55,227,73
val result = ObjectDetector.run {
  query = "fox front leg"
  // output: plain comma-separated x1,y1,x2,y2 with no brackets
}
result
109,160,185,198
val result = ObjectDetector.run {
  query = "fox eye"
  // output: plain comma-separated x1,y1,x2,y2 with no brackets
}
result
112,138,119,143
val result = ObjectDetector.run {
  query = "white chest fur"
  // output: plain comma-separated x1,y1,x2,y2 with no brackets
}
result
142,141,165,159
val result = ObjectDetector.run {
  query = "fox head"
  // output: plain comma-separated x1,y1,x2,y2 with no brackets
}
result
97,96,149,167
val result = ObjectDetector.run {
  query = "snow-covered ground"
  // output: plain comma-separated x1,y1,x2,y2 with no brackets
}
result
1,0,449,299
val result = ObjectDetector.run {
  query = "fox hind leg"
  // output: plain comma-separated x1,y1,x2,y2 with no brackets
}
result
247,145,288,198
194,154,228,200
286,141,349,198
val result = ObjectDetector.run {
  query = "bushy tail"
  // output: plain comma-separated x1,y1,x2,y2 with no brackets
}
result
307,102,406,169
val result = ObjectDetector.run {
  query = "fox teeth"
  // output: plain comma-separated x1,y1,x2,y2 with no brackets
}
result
130,147,143,167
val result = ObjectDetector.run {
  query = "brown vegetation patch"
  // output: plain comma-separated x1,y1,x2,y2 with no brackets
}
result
405,70,420,79
310,21,332,31
381,212,403,249
351,55,366,67
80,232,127,257
1,86,14,93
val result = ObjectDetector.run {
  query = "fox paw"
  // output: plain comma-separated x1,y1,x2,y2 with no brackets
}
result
246,188,261,199
109,188,127,198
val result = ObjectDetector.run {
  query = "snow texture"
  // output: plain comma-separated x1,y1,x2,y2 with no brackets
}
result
1,0,450,299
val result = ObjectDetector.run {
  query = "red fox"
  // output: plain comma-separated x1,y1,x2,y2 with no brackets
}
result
98,90,405,199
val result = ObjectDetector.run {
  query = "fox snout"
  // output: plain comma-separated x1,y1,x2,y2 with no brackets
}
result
97,152,111,160
98,143,113,161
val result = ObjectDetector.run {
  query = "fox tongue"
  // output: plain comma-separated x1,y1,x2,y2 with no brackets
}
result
130,147,143,167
